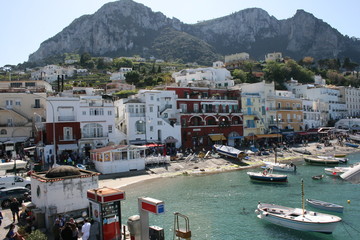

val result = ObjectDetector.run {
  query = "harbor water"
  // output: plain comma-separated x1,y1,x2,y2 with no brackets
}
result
120,153,360,239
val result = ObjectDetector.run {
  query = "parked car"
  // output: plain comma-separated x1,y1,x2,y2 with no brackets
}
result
0,187,31,208
0,175,31,189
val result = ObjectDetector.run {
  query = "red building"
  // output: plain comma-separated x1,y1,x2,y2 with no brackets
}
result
165,87,243,151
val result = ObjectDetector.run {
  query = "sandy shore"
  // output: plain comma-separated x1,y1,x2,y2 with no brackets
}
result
99,140,359,190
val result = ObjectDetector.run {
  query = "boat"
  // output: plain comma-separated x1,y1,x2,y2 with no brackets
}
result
255,180,342,234
312,174,324,180
349,134,360,142
213,144,246,160
324,168,345,176
306,199,344,213
0,159,28,171
304,157,340,165
292,148,312,155
344,142,359,148
263,162,296,172
334,153,347,158
247,168,288,183
317,155,348,164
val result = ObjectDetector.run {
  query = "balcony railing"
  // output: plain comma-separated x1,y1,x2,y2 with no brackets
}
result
81,133,108,139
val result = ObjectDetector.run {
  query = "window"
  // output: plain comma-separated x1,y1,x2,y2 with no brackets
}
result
128,105,134,113
6,100,13,108
150,96,154,100
90,108,104,116
15,100,21,106
82,111,86,115
108,110,112,116
7,118,13,127
194,104,199,113
108,125,113,133
150,126,153,132
0,129,7,135
63,127,73,140
82,123,103,138
136,121,145,134
180,104,187,113
34,99,41,108
10,82,22,88
157,121,162,125
149,106,153,112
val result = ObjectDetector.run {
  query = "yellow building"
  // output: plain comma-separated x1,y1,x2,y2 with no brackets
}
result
274,92,303,132
241,93,266,138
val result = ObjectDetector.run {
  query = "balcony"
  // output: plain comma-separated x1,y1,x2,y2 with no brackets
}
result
81,133,109,139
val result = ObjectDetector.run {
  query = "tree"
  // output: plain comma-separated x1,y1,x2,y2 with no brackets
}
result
125,71,141,86
114,58,133,69
80,53,91,66
231,69,247,83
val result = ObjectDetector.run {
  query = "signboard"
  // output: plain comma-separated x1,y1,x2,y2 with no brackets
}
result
140,197,165,215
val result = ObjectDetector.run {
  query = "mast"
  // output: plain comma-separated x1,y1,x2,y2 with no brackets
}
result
301,179,305,216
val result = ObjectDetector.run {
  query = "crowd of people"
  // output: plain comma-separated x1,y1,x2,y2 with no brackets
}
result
52,215,100,240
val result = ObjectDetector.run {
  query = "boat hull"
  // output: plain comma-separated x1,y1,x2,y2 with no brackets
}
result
344,142,359,148
247,172,287,182
256,203,341,234
304,157,340,166
306,199,344,213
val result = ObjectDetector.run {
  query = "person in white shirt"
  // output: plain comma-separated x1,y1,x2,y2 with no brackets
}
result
81,218,91,240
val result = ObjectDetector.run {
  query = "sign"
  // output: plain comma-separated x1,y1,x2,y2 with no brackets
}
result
87,187,125,203
140,197,165,215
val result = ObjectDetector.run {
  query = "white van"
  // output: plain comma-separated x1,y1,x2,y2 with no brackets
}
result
0,175,31,189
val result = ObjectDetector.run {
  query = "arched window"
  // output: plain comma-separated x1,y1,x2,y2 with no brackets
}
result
0,129,6,135
82,123,103,138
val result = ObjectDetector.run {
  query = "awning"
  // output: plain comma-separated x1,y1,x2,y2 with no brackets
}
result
57,144,78,151
0,137,29,144
209,134,227,141
255,134,282,139
24,146,37,151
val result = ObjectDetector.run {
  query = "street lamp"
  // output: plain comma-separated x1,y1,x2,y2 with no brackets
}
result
27,91,57,165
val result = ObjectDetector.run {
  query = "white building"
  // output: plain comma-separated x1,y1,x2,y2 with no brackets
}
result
302,99,322,129
265,52,283,62
285,79,347,122
172,67,234,88
31,65,76,83
115,90,181,148
31,167,99,229
110,67,133,81
338,86,360,117
90,145,146,174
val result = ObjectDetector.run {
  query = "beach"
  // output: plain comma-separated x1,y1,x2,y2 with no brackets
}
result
99,140,358,190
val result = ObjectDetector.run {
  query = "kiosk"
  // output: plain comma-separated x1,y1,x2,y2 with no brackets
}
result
87,187,126,240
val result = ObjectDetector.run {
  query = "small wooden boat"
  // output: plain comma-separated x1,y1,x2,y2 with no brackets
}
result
255,180,342,234
213,144,246,160
312,174,324,180
344,142,359,148
334,153,347,158
306,199,344,213
247,168,287,183
304,157,340,165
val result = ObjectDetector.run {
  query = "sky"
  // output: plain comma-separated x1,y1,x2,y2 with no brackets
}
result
1,0,359,67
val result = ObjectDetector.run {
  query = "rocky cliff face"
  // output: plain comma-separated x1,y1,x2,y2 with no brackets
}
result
29,0,360,65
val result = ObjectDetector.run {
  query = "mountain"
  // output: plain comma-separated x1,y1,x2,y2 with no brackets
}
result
28,0,360,65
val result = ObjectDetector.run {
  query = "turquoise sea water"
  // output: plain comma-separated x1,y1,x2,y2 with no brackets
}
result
120,153,360,240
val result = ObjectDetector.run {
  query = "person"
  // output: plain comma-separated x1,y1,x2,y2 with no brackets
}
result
10,198,20,222
6,223,24,240
69,218,79,240
81,218,91,240
52,219,62,240
0,209,3,226
55,214,65,227
61,222,73,240
89,219,100,240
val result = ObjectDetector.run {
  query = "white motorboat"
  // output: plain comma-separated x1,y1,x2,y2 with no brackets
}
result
256,203,342,234
213,144,246,160
255,180,342,234
263,162,296,172
247,168,288,183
